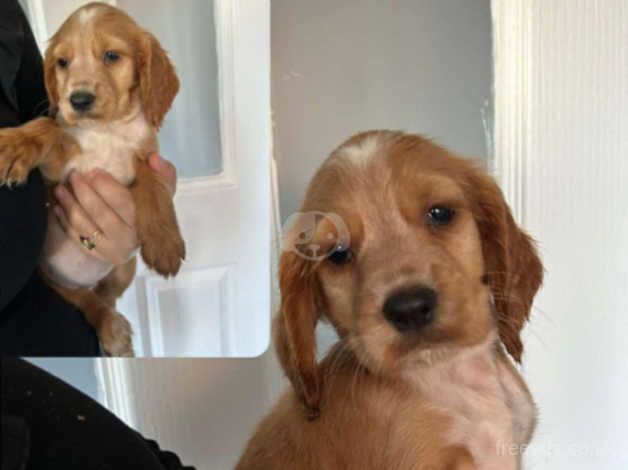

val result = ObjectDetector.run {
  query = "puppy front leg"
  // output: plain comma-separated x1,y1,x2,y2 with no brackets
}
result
0,117,66,186
131,160,186,277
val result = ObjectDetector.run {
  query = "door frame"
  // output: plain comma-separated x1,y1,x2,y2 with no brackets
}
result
491,0,531,224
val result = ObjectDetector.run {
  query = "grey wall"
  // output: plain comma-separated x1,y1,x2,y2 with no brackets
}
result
272,0,492,220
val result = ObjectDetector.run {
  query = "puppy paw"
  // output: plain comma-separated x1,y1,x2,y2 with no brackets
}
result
100,312,134,357
141,230,186,277
0,130,37,186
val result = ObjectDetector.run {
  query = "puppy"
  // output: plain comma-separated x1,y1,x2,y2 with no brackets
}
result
0,2,184,356
238,131,543,469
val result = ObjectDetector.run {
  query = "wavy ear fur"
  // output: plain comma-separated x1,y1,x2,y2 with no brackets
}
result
43,37,60,116
137,31,179,129
465,166,543,362
275,250,321,419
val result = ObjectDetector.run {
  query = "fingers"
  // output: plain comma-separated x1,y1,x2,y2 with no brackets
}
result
148,153,177,196
54,171,139,266
64,172,125,236
54,183,103,240
86,170,136,227
52,191,108,263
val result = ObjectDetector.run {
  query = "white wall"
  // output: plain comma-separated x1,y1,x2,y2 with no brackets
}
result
493,1,628,468
272,0,492,220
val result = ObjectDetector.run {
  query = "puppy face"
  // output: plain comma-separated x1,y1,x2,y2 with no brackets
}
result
315,155,492,372
44,2,179,127
277,131,543,415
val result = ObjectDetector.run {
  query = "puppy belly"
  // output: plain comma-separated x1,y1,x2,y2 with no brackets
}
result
39,211,113,289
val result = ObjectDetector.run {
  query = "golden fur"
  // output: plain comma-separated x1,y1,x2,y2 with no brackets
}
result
0,2,183,355
238,131,543,469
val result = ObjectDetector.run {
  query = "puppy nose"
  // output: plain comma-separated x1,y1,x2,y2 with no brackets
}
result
383,286,437,332
69,91,95,112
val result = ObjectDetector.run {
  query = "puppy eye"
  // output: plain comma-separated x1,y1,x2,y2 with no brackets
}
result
103,50,120,64
57,57,69,68
426,206,455,226
327,244,353,265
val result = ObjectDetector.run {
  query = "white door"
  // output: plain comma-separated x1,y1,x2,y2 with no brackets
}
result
23,0,271,357
493,1,628,468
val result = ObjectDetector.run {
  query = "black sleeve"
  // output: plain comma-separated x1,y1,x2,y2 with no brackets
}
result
15,3,49,122
0,0,48,311
1,358,196,470
0,274,101,357
1,414,30,470
0,172,47,314
0,0,100,356
0,0,48,312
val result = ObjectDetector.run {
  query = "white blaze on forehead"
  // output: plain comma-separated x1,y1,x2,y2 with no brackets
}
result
77,5,103,25
337,134,382,166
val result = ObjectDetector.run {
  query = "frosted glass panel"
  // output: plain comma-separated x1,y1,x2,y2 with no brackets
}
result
119,0,222,177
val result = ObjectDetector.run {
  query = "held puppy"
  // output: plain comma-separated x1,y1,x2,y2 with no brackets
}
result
238,131,543,469
0,2,184,356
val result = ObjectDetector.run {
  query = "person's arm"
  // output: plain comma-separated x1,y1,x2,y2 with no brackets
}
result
14,2,48,122
1,358,196,469
0,170,47,312
0,0,48,312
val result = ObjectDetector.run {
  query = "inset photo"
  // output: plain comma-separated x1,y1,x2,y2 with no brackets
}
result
0,0,270,357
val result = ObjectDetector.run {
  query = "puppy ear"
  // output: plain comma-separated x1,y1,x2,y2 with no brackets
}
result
43,43,59,116
137,31,179,128
466,166,543,362
275,250,321,419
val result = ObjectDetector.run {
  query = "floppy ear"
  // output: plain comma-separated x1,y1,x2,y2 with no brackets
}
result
137,31,179,128
466,166,543,362
43,43,60,116
275,250,321,419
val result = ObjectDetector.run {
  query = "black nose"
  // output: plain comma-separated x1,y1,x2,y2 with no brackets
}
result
383,286,437,332
69,91,95,112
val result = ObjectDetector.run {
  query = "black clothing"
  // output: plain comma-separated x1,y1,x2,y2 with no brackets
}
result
1,358,195,470
0,276,101,356
0,0,100,356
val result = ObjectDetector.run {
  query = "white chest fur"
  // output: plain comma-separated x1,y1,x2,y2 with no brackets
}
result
404,335,535,469
62,111,152,185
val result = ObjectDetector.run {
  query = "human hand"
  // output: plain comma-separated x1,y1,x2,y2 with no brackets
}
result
53,155,177,265
54,171,138,265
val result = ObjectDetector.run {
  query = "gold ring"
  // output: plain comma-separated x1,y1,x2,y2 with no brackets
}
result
79,229,103,250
